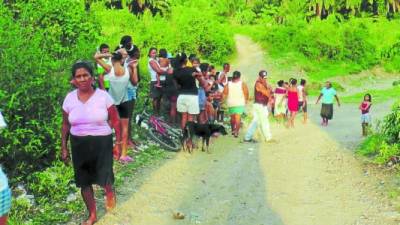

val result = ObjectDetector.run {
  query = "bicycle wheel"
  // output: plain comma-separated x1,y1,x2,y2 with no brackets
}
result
148,127,181,152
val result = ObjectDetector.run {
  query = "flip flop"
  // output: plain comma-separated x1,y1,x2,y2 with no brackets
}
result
119,156,134,164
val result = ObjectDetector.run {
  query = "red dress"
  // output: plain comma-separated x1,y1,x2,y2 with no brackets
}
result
287,90,299,112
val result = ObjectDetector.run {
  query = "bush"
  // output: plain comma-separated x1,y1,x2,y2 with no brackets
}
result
357,101,400,164
381,101,400,144
92,2,234,65
244,14,400,79
0,1,99,183
357,134,386,157
9,161,83,224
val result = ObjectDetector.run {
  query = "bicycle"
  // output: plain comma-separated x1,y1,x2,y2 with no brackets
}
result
135,98,182,152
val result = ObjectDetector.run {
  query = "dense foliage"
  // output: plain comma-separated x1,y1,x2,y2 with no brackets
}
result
0,0,235,223
357,101,400,164
231,0,400,80
0,0,99,182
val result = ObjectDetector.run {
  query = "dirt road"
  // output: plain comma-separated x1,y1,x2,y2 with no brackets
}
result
96,35,399,225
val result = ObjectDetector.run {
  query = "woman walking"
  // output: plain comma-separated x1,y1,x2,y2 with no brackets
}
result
61,61,121,225
316,81,341,126
223,71,249,137
287,79,299,128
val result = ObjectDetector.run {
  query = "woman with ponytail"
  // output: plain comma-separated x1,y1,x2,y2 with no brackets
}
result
95,47,135,163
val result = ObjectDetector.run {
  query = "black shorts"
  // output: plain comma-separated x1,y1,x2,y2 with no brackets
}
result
70,134,114,188
150,81,166,99
116,100,134,118
298,101,308,113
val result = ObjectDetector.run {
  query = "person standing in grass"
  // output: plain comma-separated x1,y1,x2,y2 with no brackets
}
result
316,81,341,126
0,166,11,225
297,79,308,124
223,71,249,138
96,43,111,90
359,93,372,136
95,48,136,163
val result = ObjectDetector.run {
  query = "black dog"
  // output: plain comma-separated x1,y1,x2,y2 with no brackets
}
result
182,122,227,153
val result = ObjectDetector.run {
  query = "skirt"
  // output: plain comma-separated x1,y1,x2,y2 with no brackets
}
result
70,134,114,188
0,188,11,216
321,103,333,120
228,106,245,115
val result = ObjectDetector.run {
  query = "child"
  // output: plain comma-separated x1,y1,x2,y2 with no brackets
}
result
359,94,372,136
205,92,216,123
157,48,170,88
274,80,287,124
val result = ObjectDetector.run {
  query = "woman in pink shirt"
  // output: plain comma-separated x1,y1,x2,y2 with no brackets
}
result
61,61,121,225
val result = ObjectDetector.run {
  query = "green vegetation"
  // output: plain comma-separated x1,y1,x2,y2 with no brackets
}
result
236,0,400,81
2,0,400,224
342,86,400,103
1,0,235,223
357,101,400,164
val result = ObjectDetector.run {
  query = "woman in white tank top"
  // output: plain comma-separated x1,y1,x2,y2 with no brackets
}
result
223,71,249,137
95,48,134,163
148,47,172,116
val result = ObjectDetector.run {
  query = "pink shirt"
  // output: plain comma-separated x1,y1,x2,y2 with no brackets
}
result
62,89,114,136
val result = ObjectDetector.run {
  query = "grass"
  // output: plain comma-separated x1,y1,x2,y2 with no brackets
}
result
341,86,400,103
113,144,167,186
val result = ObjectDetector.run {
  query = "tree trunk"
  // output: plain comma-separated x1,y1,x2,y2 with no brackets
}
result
372,0,379,15
316,3,320,17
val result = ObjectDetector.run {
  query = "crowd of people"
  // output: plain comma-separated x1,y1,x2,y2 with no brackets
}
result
58,34,254,225
55,34,373,225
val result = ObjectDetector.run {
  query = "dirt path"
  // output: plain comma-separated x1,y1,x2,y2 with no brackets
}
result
96,35,399,225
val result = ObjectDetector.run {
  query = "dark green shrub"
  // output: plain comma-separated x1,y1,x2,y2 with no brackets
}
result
381,101,400,144
357,134,386,157
0,1,99,182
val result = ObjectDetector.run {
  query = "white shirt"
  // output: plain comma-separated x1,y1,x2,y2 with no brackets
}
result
148,58,166,82
227,81,245,107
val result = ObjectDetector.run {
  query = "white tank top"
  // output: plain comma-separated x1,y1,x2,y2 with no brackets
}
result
148,58,166,82
227,81,245,107
297,85,304,102
108,64,130,105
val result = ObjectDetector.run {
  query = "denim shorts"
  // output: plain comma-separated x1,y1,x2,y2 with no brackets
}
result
127,85,137,101
361,113,371,123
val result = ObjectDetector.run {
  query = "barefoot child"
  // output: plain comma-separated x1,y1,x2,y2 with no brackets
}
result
205,92,216,123
359,94,372,136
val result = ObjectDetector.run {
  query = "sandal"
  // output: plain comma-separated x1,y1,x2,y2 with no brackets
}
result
119,156,134,164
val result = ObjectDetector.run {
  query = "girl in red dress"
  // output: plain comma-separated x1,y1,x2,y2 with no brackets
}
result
287,79,299,128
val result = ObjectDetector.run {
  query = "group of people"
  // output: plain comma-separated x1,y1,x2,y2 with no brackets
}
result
57,32,374,225
59,34,253,224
